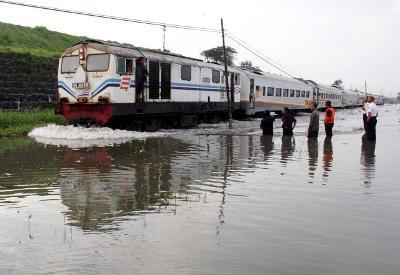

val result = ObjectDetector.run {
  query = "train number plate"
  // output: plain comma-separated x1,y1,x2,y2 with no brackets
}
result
72,82,89,89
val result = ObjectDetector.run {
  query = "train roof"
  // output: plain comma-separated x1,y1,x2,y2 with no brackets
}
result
62,40,243,73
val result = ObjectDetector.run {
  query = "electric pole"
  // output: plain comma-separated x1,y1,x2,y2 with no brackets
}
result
220,18,232,128
162,25,166,51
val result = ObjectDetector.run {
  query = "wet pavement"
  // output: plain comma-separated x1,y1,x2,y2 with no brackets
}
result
0,105,399,274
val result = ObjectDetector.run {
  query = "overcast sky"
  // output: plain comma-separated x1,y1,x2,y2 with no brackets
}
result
1,0,399,96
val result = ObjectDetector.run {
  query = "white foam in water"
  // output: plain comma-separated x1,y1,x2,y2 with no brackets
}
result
28,124,168,148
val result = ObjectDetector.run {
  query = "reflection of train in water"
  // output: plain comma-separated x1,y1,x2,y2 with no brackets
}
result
57,40,383,130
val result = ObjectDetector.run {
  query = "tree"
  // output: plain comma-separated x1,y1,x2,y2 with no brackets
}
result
239,60,262,73
201,46,237,66
332,79,343,87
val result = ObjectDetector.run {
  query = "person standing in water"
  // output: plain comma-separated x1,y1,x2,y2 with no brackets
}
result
260,110,275,135
308,102,319,138
323,100,335,137
365,96,378,140
362,96,369,132
282,107,296,136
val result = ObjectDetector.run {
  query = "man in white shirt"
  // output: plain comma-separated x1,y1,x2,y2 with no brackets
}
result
361,96,369,132
366,96,378,140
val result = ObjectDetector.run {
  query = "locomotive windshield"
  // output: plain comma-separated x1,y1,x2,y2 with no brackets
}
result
61,55,79,73
87,54,110,72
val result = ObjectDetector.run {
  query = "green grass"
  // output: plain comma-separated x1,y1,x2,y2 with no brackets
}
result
0,21,88,57
0,109,67,138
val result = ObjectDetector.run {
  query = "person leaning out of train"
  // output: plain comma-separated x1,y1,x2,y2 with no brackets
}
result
282,107,296,136
361,96,369,132
308,102,319,138
135,57,148,102
323,100,335,137
365,96,378,140
260,110,275,135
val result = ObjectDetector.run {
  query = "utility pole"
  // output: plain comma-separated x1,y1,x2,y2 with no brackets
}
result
162,25,166,51
364,81,367,97
220,18,232,128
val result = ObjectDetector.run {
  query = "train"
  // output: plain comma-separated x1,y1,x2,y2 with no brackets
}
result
56,40,383,130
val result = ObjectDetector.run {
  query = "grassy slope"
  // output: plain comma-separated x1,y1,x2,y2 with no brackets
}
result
0,21,89,57
0,110,67,138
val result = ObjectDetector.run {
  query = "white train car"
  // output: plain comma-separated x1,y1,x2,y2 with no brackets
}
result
315,84,343,109
57,40,241,130
239,70,314,115
342,89,362,108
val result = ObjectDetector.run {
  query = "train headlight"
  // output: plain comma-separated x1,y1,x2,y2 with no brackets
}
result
79,47,85,60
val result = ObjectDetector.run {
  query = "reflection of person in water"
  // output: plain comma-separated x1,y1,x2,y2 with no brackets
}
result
307,138,318,179
361,138,376,187
260,135,274,162
281,135,295,164
322,137,333,181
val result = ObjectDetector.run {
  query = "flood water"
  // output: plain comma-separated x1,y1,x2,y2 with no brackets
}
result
1,105,400,274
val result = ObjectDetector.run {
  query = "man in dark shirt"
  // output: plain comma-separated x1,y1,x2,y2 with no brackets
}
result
135,57,148,102
282,107,296,136
260,110,275,135
308,102,319,138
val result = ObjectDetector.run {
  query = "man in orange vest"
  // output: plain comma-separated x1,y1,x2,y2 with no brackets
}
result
324,100,335,137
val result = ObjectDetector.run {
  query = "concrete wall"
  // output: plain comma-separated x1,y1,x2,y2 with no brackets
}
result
0,52,58,109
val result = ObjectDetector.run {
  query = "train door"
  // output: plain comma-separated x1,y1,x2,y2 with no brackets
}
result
148,60,160,101
147,61,171,101
249,78,255,109
230,73,235,103
136,59,152,102
160,62,171,100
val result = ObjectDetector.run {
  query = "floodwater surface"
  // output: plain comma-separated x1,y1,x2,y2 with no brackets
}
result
1,105,399,274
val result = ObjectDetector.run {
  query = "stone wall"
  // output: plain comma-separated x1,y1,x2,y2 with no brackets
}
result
0,52,58,109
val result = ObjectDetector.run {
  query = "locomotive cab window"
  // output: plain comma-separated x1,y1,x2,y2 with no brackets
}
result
87,54,110,72
181,65,191,81
212,70,220,83
306,91,310,98
61,55,79,73
117,57,133,75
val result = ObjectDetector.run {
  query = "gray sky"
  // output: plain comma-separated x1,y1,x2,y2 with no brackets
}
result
1,0,399,96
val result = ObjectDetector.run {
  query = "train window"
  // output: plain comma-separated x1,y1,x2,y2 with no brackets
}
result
306,91,310,98
234,74,240,85
290,89,295,97
256,86,260,97
276,88,282,97
301,91,305,98
87,54,110,72
296,90,300,97
283,89,289,97
117,57,133,75
126,59,133,74
212,70,220,83
61,55,79,73
263,87,266,96
181,65,191,81
267,87,274,96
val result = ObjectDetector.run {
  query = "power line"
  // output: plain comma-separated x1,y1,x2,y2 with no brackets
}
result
226,31,298,78
0,0,220,33
226,33,297,79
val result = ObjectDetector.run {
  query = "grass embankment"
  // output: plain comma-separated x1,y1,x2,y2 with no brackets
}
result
0,21,88,57
0,109,66,138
